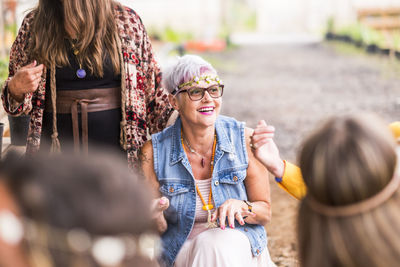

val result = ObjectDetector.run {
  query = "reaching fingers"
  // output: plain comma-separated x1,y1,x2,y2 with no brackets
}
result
257,120,267,127
218,205,228,229
227,207,236,229
20,60,37,70
251,132,274,143
253,125,275,135
235,211,245,225
158,197,169,211
152,197,169,212
252,139,271,149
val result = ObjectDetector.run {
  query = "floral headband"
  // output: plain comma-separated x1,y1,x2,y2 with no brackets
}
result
0,210,160,266
171,75,223,95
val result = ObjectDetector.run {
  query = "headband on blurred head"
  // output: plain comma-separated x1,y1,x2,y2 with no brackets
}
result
306,174,400,217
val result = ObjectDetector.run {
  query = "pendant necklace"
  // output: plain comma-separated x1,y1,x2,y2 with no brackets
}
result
181,132,215,168
181,130,218,228
70,41,86,79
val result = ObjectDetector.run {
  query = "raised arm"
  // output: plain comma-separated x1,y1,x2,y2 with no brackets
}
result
251,120,306,200
212,127,272,229
1,13,42,116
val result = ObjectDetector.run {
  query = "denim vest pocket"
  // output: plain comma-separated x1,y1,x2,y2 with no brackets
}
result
159,181,190,224
218,168,247,184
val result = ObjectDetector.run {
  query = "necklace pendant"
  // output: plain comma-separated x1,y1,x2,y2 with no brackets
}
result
201,158,205,168
206,210,218,229
76,69,86,79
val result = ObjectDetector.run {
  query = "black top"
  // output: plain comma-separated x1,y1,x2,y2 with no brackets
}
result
41,47,123,154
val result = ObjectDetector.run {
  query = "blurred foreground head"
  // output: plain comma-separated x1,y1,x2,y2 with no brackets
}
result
0,150,158,267
298,113,400,267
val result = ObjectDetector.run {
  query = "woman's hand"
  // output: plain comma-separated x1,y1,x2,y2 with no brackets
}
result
8,61,44,102
152,196,169,233
251,120,285,178
211,199,256,229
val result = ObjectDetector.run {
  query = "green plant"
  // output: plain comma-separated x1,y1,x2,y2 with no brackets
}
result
326,16,335,33
361,27,386,47
0,58,9,88
150,26,194,44
347,23,364,42
393,33,400,51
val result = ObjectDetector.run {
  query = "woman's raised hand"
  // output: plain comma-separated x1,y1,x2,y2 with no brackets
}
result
152,196,170,233
8,60,44,102
211,199,256,229
251,120,285,178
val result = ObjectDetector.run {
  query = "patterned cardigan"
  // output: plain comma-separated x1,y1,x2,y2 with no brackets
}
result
1,5,173,168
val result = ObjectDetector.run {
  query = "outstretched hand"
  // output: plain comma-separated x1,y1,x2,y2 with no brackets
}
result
251,120,285,178
152,196,169,233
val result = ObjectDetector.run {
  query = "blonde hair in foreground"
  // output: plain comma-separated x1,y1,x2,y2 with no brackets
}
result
298,113,400,267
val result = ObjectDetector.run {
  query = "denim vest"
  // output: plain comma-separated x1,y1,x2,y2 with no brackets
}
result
152,115,267,266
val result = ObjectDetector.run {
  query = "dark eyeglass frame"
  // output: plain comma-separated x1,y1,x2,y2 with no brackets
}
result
174,84,224,101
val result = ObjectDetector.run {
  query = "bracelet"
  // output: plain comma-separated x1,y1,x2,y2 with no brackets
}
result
243,200,253,212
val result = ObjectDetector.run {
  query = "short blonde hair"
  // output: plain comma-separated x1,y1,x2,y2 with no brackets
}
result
298,113,400,267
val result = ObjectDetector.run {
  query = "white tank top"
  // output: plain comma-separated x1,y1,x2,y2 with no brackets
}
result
187,178,216,239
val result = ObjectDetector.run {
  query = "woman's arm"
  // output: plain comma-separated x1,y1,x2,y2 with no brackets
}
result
251,120,306,200
212,127,272,229
140,141,169,233
136,16,174,134
252,120,400,200
243,127,272,225
1,13,39,116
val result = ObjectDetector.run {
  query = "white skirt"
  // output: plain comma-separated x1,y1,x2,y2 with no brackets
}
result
174,227,276,267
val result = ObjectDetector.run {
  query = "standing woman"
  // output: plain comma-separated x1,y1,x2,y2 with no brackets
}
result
1,0,173,165
141,55,276,267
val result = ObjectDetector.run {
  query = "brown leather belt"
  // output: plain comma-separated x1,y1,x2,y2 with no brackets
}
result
45,87,121,155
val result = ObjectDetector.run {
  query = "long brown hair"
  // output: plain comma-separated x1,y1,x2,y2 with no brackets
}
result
298,114,400,267
29,0,121,77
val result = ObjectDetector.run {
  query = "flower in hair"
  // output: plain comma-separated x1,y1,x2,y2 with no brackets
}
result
177,75,223,89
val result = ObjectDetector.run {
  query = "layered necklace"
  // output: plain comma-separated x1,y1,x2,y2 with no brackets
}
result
181,130,218,228
70,40,87,79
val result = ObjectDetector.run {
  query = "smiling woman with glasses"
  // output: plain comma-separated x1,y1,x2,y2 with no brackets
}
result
140,55,276,267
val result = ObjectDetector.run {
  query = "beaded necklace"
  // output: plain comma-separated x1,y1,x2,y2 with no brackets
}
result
181,130,218,228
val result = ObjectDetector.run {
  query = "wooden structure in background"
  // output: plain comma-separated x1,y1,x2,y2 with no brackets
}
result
357,8,400,30
357,7,400,50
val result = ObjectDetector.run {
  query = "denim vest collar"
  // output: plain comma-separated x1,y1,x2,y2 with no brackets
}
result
169,116,235,166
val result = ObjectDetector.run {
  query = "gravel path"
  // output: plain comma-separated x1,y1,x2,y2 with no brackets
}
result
201,42,400,266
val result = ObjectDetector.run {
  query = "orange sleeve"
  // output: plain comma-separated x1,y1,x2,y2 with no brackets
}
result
275,160,306,200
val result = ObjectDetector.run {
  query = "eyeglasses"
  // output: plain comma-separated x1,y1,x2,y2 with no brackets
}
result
175,84,224,101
